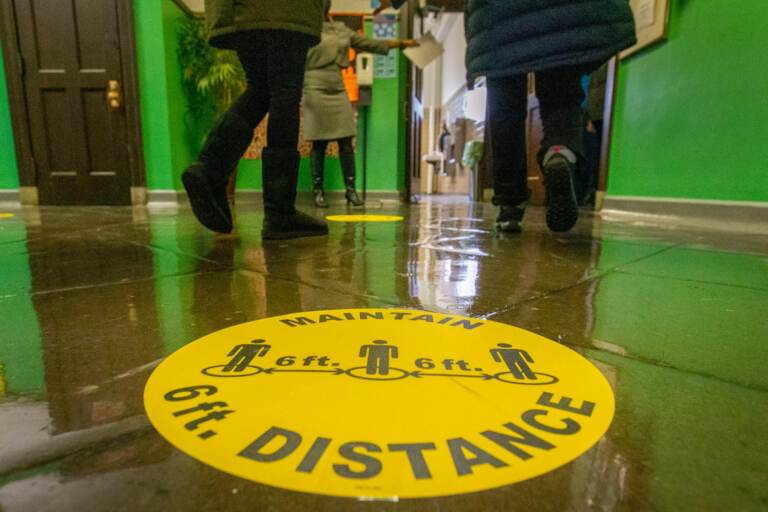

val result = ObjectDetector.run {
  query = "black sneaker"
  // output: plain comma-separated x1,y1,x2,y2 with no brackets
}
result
542,149,579,233
496,204,525,233
182,163,233,234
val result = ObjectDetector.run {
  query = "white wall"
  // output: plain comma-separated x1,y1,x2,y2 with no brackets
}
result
440,13,467,104
421,13,467,109
463,86,486,123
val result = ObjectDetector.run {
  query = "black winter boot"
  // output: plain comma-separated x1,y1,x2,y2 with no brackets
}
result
310,147,328,208
340,148,364,207
542,146,579,233
262,148,328,240
182,111,254,233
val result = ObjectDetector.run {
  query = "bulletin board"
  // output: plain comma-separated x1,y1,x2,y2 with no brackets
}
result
620,0,670,59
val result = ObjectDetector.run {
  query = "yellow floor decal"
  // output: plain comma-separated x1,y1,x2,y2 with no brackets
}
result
326,214,404,222
144,309,614,499
0,213,15,219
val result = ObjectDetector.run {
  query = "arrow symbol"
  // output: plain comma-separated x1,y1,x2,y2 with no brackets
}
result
264,368,344,375
411,371,493,380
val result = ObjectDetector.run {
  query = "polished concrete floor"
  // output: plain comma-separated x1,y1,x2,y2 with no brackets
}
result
0,197,766,511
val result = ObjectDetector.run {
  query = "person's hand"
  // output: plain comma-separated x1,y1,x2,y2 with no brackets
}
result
373,0,393,15
388,39,419,50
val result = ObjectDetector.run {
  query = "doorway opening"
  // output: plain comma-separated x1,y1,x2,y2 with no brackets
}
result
404,8,617,210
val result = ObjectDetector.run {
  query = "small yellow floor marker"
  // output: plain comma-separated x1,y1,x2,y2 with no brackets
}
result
0,213,15,219
326,214,404,222
145,309,614,499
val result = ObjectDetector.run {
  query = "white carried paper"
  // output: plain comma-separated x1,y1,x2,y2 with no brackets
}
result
403,33,444,70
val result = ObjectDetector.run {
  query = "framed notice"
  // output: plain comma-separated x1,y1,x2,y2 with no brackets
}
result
620,0,671,58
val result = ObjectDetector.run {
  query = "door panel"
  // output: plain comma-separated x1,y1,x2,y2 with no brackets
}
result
403,0,421,202
407,44,423,201
14,0,132,205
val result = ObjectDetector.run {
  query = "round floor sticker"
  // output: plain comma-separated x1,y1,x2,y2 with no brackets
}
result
326,214,404,222
144,309,614,499
0,213,15,219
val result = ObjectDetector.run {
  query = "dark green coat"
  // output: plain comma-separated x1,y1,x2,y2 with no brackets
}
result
205,0,324,49
465,0,636,82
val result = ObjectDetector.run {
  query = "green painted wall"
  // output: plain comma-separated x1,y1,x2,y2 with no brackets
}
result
608,2,768,202
134,0,176,190
134,0,212,192
0,40,19,189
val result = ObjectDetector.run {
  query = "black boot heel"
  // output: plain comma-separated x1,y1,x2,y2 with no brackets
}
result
345,189,364,207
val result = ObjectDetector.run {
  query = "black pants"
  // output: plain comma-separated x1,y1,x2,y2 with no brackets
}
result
487,66,587,207
216,30,314,154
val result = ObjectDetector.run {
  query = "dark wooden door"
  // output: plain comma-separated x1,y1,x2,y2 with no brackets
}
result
403,0,422,202
14,0,133,205
408,66,424,202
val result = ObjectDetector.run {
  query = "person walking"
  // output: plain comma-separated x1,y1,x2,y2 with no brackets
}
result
304,1,417,207
475,2,636,233
378,0,636,233
182,0,328,239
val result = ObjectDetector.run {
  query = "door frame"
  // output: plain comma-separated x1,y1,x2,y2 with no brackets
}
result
0,0,145,204
596,57,618,209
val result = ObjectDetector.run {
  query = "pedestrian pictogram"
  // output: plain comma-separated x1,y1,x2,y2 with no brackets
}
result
360,340,397,375
145,309,615,499
223,339,271,373
491,343,537,380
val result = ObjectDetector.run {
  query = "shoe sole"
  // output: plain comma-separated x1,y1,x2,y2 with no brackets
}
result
182,171,233,234
495,220,522,233
543,162,579,233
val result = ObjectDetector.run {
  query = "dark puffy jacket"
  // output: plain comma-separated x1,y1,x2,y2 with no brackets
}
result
465,0,636,82
205,0,324,49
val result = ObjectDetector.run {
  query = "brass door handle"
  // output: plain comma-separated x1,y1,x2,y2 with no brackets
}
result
107,80,122,110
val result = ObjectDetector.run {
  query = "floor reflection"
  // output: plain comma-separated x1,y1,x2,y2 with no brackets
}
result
0,200,765,511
